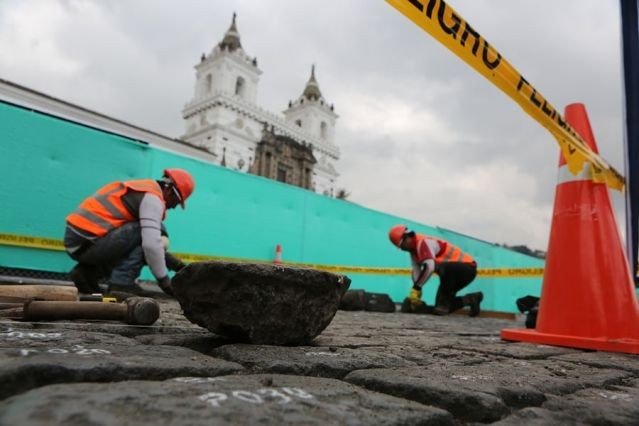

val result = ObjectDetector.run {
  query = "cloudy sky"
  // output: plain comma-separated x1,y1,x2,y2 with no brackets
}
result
0,0,629,251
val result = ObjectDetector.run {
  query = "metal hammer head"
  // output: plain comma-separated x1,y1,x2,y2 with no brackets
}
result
124,297,160,325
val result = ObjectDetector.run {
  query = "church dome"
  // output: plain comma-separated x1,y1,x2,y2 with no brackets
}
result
218,13,242,52
302,65,323,101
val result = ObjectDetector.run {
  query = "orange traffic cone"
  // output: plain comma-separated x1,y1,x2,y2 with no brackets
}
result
274,244,282,264
501,103,639,354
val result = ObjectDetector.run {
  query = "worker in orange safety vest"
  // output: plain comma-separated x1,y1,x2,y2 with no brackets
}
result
389,224,483,316
64,168,195,297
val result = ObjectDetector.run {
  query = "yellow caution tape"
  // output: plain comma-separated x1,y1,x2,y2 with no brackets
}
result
385,0,625,191
0,233,65,251
477,267,544,278
0,232,544,278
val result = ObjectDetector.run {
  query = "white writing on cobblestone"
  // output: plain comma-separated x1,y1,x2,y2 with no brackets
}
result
198,392,227,407
173,377,227,384
19,344,110,356
0,328,62,339
197,387,313,408
598,392,632,401
304,351,340,357
451,374,493,381
232,390,263,404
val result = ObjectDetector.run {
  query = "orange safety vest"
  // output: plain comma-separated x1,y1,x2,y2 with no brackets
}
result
66,179,165,237
416,234,475,265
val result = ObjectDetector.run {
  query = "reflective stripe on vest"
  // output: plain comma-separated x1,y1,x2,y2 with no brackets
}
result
437,243,474,263
421,235,475,264
66,179,164,237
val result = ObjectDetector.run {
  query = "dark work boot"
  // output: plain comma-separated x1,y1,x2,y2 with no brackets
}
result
106,281,156,298
432,305,450,316
69,264,102,294
464,292,484,317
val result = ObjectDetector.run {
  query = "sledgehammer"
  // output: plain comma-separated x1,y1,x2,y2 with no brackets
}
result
22,297,160,325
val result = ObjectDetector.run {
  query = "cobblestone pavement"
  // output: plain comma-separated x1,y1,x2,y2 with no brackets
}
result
1,299,638,425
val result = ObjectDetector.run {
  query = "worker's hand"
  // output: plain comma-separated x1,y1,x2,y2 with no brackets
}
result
165,252,186,272
157,276,174,297
160,236,170,251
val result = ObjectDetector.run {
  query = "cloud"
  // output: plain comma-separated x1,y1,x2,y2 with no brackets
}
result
0,0,628,252
0,0,82,76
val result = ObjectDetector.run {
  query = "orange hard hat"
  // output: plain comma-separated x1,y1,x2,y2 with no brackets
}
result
389,224,408,247
163,168,195,208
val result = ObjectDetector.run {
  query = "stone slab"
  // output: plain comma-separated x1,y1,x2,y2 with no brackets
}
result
0,328,243,399
211,344,415,378
495,386,639,425
0,319,206,339
0,374,453,425
454,336,583,359
344,358,630,423
359,345,507,366
3,299,639,424
135,333,233,353
552,350,639,374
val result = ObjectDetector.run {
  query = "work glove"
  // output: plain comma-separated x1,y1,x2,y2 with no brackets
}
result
157,275,174,297
165,252,187,272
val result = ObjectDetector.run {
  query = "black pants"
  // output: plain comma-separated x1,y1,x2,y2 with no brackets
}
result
435,262,477,313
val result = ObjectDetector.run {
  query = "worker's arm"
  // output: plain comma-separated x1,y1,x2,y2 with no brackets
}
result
411,239,437,287
412,259,435,287
138,194,169,281
159,225,186,272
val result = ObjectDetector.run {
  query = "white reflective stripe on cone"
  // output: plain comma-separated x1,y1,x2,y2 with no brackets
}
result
557,163,593,184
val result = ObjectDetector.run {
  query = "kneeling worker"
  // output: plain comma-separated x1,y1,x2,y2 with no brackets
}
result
388,224,483,316
64,168,195,296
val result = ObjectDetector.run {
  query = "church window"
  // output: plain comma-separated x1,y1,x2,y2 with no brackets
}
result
295,119,302,127
277,167,287,183
206,74,213,93
320,122,328,139
235,76,246,97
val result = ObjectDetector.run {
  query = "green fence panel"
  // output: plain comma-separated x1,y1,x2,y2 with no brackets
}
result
0,100,544,313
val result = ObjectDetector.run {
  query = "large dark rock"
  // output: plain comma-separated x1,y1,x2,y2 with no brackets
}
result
339,290,366,311
172,262,351,345
339,291,396,313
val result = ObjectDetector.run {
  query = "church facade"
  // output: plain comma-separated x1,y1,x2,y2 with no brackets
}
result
181,15,340,196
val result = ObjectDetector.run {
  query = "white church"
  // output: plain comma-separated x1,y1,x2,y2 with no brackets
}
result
181,14,341,196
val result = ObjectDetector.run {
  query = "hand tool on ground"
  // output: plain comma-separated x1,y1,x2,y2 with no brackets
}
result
22,297,160,325
0,284,78,301
79,294,117,303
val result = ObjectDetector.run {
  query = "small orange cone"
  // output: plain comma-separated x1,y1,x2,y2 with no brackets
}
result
274,244,282,264
501,103,639,354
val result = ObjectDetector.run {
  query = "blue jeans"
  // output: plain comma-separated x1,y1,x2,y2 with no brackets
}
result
65,222,146,287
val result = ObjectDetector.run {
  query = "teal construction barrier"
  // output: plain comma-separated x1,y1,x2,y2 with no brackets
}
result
0,100,544,313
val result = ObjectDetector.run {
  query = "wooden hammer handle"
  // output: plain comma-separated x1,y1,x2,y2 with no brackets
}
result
23,298,159,325
0,285,78,301
23,300,126,322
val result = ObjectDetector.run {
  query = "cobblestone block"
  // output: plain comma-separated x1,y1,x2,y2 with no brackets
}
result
211,344,415,378
0,374,454,425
